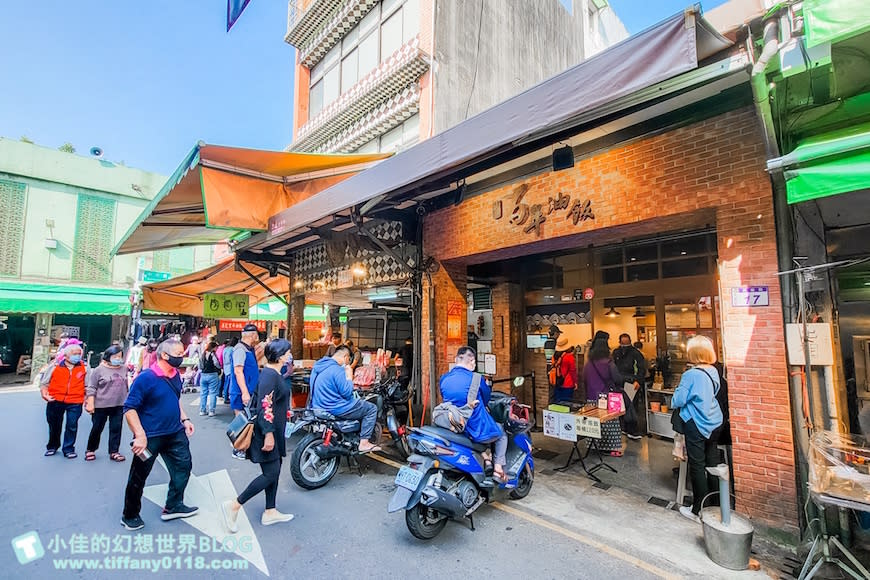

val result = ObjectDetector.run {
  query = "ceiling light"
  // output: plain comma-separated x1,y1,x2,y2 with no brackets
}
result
605,306,620,318
681,307,688,312
293,280,303,289
680,251,687,255
352,265,367,277
633,307,645,318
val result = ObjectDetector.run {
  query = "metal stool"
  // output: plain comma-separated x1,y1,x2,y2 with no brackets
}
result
799,493,870,580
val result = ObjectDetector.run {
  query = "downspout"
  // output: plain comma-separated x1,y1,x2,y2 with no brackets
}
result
748,13,811,538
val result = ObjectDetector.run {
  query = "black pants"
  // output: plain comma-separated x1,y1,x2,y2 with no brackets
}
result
684,419,721,515
123,430,192,519
237,458,282,510
87,406,123,454
46,401,83,454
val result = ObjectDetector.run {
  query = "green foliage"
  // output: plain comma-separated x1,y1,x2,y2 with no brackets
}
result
58,142,76,153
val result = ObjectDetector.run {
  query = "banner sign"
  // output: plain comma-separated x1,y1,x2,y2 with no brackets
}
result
226,0,252,31
204,293,249,318
219,319,266,332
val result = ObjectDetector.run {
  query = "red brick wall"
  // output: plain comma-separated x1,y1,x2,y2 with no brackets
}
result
421,107,799,535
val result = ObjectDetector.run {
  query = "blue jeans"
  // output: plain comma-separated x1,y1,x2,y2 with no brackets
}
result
46,401,83,455
337,399,378,440
199,373,221,413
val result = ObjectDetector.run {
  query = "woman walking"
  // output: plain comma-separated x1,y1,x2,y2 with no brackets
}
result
582,331,625,456
199,341,222,417
672,335,723,523
221,339,294,532
85,345,129,462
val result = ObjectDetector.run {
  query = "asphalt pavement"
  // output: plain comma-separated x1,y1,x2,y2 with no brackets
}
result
1,389,681,579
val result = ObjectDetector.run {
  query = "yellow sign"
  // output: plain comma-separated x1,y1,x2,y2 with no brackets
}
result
203,293,249,318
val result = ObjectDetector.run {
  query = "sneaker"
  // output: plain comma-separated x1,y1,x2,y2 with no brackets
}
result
679,505,701,524
208,410,215,417
626,433,643,441
199,410,207,416
221,500,240,533
121,515,145,531
161,504,199,521
261,511,294,526
232,449,247,461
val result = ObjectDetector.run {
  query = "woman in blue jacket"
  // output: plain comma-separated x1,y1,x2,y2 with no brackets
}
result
439,346,507,481
672,335,723,523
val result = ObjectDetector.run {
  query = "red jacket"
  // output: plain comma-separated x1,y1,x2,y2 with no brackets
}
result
558,352,577,389
45,362,87,404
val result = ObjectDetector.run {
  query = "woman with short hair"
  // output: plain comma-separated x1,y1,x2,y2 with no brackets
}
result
85,345,129,462
672,335,723,523
222,339,295,532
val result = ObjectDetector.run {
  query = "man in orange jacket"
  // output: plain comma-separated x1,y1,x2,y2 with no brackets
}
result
40,342,87,458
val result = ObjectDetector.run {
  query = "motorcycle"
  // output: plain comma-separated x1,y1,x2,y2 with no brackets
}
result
360,376,413,458
388,376,534,540
288,376,413,490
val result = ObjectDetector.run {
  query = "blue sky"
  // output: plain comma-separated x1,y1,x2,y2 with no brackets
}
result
0,1,727,176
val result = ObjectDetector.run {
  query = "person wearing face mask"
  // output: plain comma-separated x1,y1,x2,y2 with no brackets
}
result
221,339,295,533
141,339,159,370
612,333,647,440
85,345,129,462
121,339,197,531
40,343,88,459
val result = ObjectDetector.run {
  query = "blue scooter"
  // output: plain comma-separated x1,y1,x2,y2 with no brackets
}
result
388,377,534,540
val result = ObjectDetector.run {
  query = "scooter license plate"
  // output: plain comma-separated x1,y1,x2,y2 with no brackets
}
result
394,466,424,490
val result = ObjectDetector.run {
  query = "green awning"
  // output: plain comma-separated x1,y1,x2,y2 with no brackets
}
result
247,301,328,322
804,0,870,48
766,122,870,204
0,282,131,316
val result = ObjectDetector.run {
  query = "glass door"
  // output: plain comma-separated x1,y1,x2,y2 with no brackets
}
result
662,296,718,390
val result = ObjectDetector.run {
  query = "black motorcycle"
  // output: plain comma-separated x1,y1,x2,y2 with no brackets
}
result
289,376,412,490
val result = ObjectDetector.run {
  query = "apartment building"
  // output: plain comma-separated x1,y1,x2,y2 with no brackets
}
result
286,0,627,153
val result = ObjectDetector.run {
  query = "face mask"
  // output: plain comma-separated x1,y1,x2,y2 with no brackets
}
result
110,357,123,366
67,355,82,365
166,355,184,368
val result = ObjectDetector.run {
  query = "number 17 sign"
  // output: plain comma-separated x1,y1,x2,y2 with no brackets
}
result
731,286,769,307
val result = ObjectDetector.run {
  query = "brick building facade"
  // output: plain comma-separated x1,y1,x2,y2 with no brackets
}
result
420,106,800,535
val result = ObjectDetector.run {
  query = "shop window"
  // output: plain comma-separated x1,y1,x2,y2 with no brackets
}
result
599,248,622,267
0,179,26,277
527,274,554,291
625,242,657,263
661,233,711,259
602,267,623,284
662,257,708,278
626,262,658,281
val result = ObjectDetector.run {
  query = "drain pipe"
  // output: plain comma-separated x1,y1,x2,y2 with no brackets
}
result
748,13,815,538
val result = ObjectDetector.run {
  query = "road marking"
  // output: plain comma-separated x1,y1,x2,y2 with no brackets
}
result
143,462,269,576
367,453,679,580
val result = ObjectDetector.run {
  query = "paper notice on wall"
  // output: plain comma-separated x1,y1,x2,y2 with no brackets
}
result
786,323,834,366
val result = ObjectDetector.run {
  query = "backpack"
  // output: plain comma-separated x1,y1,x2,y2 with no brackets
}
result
548,352,565,388
433,373,483,433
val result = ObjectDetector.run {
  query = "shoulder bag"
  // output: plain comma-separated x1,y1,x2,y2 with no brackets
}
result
670,367,719,435
226,394,258,451
432,373,483,433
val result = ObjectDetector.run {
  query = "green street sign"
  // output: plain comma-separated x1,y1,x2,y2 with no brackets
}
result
142,270,171,283
203,293,249,318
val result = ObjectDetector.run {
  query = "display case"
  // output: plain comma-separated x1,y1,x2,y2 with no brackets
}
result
646,381,675,438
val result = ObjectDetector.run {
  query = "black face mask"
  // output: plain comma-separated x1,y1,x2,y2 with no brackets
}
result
166,355,184,368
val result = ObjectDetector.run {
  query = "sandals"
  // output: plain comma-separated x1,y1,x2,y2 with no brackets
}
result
492,468,508,483
85,451,96,461
44,449,57,457
64,452,78,459
357,445,382,454
483,459,494,475
110,453,126,462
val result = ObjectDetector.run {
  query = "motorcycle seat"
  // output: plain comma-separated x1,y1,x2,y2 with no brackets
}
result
334,420,361,433
312,409,336,420
416,426,488,452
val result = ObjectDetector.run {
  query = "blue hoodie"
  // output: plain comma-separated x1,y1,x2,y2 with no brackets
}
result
309,357,355,416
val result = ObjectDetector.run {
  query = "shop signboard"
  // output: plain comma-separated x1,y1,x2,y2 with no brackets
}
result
576,415,602,439
142,270,171,283
492,184,594,237
204,293,249,318
730,286,769,307
336,269,353,290
219,319,266,332
446,300,463,340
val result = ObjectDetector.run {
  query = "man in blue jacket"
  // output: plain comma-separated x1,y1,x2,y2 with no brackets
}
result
440,346,507,481
309,345,380,453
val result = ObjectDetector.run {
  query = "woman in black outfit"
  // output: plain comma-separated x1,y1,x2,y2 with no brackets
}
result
221,339,294,532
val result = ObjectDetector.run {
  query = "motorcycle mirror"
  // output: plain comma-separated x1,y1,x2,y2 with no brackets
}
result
513,376,525,388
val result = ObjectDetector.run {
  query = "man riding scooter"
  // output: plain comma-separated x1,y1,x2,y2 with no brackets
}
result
438,346,508,481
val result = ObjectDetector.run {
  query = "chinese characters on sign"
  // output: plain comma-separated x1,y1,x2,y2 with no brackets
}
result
203,293,249,318
493,184,594,237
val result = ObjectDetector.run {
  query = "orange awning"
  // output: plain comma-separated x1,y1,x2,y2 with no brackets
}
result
142,259,289,317
112,143,390,255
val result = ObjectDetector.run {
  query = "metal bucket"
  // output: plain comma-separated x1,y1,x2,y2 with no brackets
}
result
700,507,754,570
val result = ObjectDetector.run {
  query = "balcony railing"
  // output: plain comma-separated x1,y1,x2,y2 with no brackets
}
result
285,0,339,49
292,37,429,152
297,0,379,68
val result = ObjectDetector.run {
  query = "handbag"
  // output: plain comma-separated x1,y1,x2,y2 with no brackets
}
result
433,373,482,433
226,397,257,451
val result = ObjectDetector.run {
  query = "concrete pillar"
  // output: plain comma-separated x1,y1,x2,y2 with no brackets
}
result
30,313,53,382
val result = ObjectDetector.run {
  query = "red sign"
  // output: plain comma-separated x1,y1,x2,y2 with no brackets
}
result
583,288,595,300
219,320,266,332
